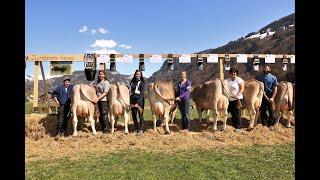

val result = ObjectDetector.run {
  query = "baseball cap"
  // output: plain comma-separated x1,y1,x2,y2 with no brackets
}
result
63,77,71,82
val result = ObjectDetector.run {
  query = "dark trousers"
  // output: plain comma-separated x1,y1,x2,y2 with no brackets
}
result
228,100,242,129
98,101,109,131
259,94,276,126
57,104,70,135
130,95,144,132
178,99,190,129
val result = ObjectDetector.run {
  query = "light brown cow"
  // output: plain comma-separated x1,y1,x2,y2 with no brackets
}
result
107,82,131,134
274,81,294,128
191,78,229,131
148,81,176,134
71,84,98,136
242,79,264,130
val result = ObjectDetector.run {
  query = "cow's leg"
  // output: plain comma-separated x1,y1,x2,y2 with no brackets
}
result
205,109,210,124
286,110,293,128
153,114,157,131
197,108,203,123
124,110,129,134
274,108,281,128
212,108,218,131
222,108,228,131
89,114,97,135
248,106,256,130
164,114,170,134
72,114,78,136
110,114,115,134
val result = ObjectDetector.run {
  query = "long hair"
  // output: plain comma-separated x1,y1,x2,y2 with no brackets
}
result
97,70,107,83
130,69,145,85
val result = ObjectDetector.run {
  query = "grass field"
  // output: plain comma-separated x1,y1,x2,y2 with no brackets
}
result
26,143,294,179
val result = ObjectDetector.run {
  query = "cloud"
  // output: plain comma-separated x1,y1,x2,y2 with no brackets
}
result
90,39,117,48
119,44,132,49
90,29,97,35
98,28,108,34
79,26,88,32
86,48,118,54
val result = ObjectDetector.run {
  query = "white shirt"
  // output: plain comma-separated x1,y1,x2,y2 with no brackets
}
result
225,77,244,101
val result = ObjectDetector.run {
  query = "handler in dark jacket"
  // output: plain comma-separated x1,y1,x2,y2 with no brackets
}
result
129,70,145,136
175,71,192,131
52,77,73,137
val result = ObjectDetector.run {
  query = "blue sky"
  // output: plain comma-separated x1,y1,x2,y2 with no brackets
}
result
25,0,294,78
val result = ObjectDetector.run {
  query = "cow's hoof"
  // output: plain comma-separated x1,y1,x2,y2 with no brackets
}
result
246,127,253,131
286,125,292,129
72,133,77,137
124,132,129,135
92,132,97,136
164,131,170,135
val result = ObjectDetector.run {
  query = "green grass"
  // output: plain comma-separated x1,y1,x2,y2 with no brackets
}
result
26,143,295,179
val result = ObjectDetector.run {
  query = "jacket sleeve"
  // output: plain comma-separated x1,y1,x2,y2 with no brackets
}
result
52,86,59,98
179,81,191,99
137,82,145,106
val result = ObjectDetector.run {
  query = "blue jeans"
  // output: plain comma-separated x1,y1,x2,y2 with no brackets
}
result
178,99,190,129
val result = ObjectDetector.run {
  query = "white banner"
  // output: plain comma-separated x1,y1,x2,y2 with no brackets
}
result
149,54,162,64
265,54,275,63
207,54,219,63
236,54,247,63
291,55,295,64
96,54,110,64
117,55,133,64
179,54,191,63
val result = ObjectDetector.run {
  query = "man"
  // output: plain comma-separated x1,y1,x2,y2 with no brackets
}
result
53,77,73,137
175,71,192,131
257,65,278,130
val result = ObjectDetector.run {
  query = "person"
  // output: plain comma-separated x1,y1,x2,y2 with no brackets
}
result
175,71,192,131
225,68,244,132
92,70,111,133
257,65,278,131
129,70,145,136
52,77,73,137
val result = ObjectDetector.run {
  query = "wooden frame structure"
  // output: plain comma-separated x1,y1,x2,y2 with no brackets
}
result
25,53,295,112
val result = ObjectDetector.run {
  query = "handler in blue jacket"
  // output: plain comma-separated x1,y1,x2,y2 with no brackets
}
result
175,71,192,130
52,77,73,137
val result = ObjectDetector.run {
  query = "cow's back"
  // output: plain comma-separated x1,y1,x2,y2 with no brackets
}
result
191,79,223,110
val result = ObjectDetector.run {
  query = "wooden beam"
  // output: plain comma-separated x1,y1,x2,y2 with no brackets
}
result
33,61,39,110
26,54,295,61
39,61,51,113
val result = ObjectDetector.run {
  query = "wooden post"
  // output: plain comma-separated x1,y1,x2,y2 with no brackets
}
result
39,61,51,113
33,61,39,111
219,58,224,80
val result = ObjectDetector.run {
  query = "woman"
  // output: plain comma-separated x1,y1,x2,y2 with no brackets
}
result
93,70,111,133
129,70,145,136
175,71,192,131
225,67,244,132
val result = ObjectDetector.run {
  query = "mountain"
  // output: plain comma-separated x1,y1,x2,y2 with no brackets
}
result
148,13,295,85
25,70,132,95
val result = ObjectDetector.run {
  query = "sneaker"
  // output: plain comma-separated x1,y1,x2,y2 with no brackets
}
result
234,129,240,133
136,130,143,136
102,128,108,133
269,126,275,131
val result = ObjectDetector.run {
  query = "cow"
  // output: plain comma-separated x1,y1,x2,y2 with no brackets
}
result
71,84,98,136
148,81,176,134
241,79,264,130
107,82,131,134
191,78,229,131
274,81,294,128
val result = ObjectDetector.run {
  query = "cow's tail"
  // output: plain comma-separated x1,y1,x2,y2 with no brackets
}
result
79,84,96,104
154,83,175,105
